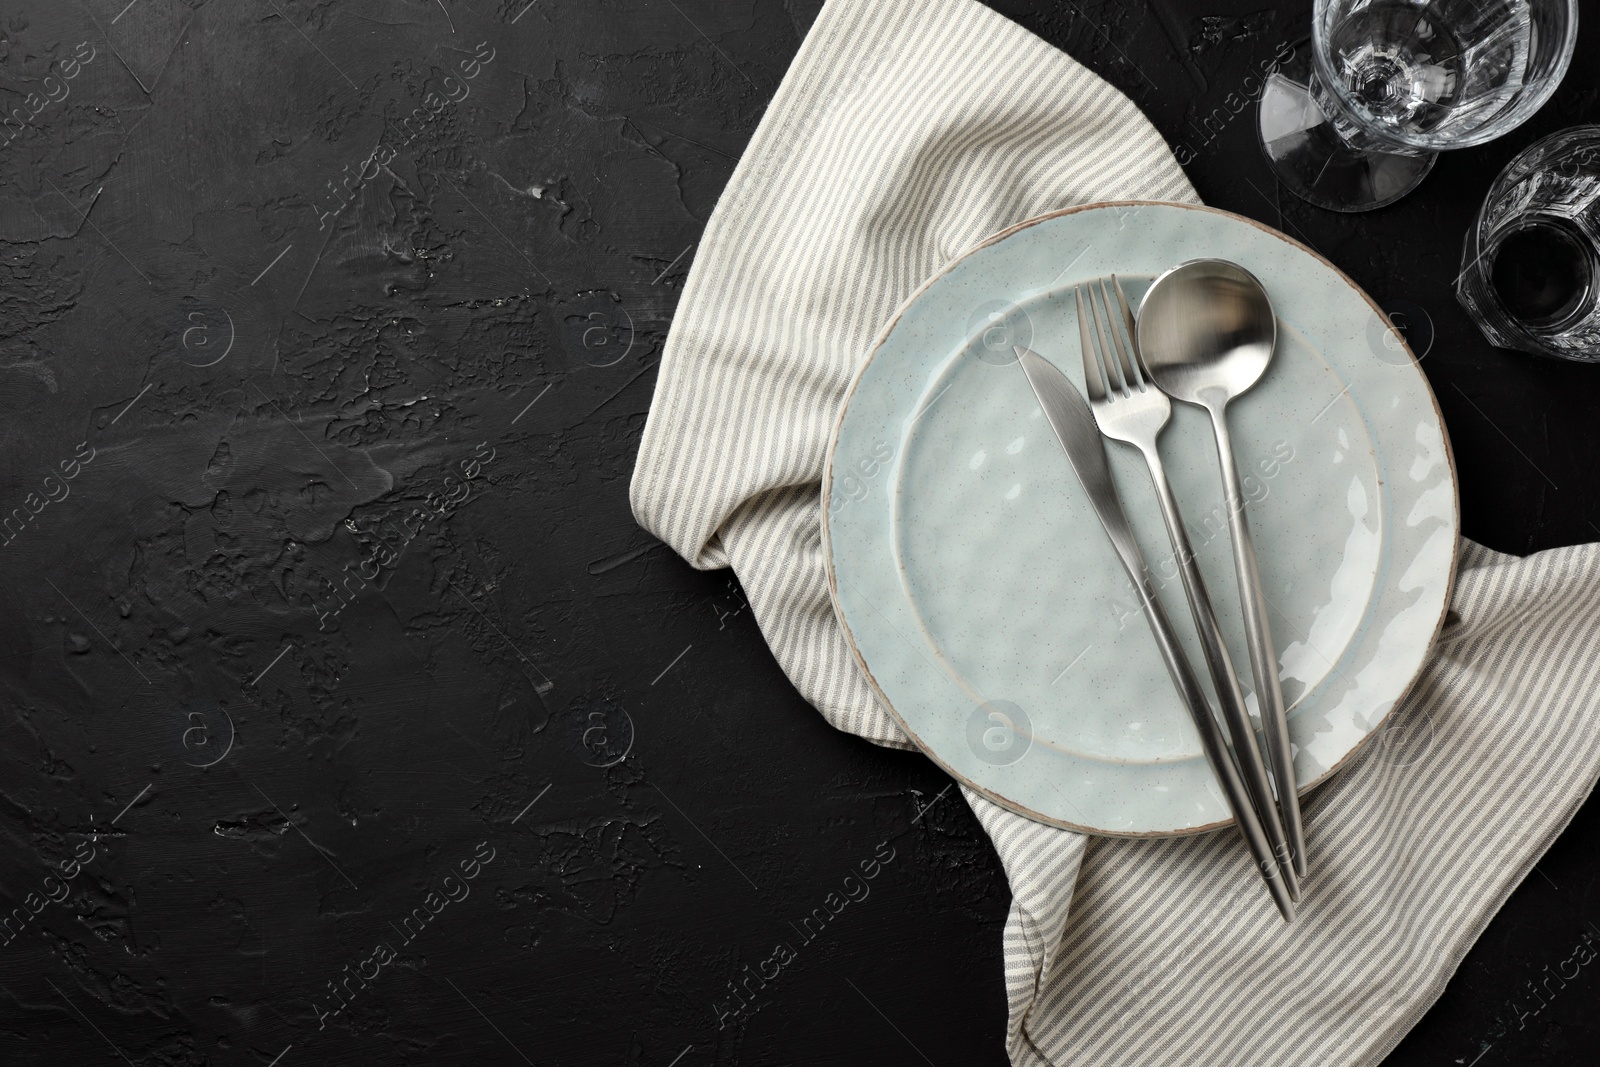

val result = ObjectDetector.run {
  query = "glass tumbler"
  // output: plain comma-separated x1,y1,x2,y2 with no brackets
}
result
1258,0,1579,212
1457,126,1600,361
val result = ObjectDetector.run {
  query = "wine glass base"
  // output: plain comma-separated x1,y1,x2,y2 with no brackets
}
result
1257,62,1436,213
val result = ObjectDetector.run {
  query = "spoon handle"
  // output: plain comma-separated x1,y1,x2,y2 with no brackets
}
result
1137,443,1300,900
1207,405,1308,879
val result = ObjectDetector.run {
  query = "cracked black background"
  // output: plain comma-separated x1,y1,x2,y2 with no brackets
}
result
0,1,1596,1065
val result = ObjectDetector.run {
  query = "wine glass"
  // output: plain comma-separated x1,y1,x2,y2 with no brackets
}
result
1257,0,1579,212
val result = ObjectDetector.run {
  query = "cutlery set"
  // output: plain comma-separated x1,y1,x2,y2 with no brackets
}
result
1018,259,1306,919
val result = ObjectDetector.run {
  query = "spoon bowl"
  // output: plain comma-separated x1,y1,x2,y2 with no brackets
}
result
1136,259,1278,411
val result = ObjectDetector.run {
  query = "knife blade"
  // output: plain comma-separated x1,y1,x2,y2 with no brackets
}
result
1015,345,1295,921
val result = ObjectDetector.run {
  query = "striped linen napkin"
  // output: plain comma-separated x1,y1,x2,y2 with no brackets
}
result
628,0,1600,1062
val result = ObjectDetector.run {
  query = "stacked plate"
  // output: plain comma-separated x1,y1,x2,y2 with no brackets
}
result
822,202,1458,837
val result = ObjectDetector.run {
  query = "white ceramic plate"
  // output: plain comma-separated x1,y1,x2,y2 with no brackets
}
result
823,202,1458,836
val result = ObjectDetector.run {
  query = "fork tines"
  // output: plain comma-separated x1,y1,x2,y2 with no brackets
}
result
1077,276,1147,403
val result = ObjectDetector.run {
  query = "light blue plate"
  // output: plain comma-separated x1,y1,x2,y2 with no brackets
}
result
823,202,1459,836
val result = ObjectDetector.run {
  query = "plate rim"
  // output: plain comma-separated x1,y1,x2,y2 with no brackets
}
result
820,199,1462,838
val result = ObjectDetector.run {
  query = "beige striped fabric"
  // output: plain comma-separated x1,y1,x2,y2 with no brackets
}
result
629,0,1600,1063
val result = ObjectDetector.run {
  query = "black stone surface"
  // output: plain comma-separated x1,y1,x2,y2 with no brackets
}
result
0,2,1594,1065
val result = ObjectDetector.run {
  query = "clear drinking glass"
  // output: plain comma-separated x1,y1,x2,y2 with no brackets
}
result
1457,126,1600,361
1258,0,1579,212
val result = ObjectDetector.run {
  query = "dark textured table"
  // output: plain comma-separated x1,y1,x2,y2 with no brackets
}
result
0,2,1595,1065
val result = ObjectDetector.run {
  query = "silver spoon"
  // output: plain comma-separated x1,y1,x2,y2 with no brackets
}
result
1135,259,1307,881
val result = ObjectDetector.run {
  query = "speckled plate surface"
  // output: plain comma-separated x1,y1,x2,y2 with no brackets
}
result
822,202,1459,837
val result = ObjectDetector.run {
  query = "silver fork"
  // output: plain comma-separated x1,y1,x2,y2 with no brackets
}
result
1077,278,1300,900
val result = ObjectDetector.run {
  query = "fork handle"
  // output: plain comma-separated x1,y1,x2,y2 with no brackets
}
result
1123,565,1296,922
1206,405,1308,880
1138,444,1299,899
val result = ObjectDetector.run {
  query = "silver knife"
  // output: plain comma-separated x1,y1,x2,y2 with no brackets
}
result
1015,345,1295,921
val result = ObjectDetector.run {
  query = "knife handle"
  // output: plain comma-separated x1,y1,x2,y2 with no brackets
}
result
1127,568,1296,921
